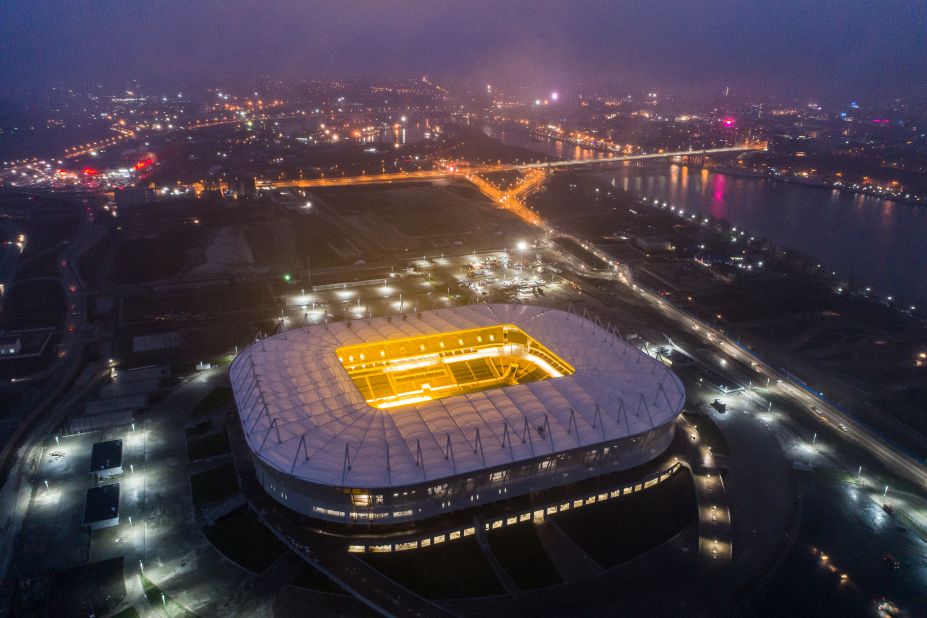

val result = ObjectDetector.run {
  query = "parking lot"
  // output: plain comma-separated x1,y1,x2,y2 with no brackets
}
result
276,246,580,331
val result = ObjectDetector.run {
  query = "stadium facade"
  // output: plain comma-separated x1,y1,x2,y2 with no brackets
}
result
230,304,685,525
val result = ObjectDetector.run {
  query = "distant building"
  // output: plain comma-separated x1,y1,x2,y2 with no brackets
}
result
0,335,21,356
89,439,123,479
83,484,120,530
635,237,673,252
230,176,257,198
115,187,156,207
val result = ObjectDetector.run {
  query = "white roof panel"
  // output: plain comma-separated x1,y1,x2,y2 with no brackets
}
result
231,304,685,488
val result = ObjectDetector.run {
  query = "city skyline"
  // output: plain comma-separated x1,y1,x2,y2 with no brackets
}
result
2,1,927,101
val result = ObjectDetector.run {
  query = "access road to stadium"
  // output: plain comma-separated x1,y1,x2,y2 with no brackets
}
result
543,222,927,493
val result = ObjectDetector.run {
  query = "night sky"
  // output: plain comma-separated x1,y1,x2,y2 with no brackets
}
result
2,0,926,100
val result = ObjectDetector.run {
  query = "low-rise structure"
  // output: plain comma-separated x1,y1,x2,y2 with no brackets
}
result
89,439,123,479
83,484,120,530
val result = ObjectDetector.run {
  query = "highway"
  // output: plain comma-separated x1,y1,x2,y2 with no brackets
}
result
660,300,927,491
259,168,460,189
258,146,765,191
465,167,546,225
599,260,927,492
516,144,766,169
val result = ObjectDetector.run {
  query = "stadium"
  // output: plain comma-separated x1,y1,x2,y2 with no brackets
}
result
230,304,686,525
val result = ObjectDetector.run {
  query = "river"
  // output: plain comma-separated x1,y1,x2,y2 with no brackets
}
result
484,126,927,305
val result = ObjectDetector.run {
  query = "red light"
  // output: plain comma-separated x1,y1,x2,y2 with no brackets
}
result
722,117,735,127
82,167,99,176
133,158,153,170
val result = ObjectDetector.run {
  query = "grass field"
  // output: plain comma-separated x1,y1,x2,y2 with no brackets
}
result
203,507,286,574
290,563,345,594
190,462,239,512
552,237,612,270
487,523,562,590
191,386,232,418
186,419,214,438
362,538,504,599
187,430,231,462
551,468,697,569
0,279,65,330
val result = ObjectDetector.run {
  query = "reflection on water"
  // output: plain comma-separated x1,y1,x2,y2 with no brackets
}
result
482,126,611,162
602,164,927,303
487,125,927,303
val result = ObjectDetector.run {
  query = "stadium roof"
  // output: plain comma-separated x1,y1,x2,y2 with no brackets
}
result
231,304,685,488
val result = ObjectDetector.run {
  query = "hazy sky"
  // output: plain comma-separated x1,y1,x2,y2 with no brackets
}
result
2,0,926,100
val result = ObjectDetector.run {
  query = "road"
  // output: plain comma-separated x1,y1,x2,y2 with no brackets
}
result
516,144,766,169
0,197,107,612
465,167,546,225
261,169,462,189
652,297,927,491
565,244,927,493
257,146,765,193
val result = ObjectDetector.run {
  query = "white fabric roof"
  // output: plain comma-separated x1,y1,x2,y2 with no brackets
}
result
231,304,685,488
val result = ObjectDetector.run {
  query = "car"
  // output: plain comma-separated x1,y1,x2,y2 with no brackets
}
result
877,599,901,616
882,554,900,570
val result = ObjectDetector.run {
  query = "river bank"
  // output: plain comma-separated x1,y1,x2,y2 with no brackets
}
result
484,124,927,305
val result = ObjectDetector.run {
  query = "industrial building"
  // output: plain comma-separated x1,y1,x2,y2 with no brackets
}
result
82,484,120,530
89,439,123,479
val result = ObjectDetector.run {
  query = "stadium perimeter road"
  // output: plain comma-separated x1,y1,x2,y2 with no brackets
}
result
699,395,798,602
